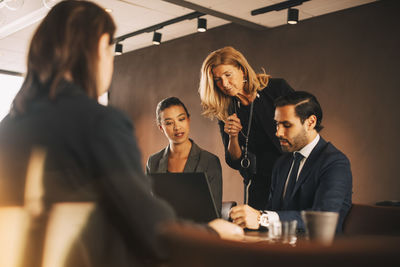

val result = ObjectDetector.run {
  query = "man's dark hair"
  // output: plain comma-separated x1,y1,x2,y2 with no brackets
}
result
156,97,190,124
275,91,324,132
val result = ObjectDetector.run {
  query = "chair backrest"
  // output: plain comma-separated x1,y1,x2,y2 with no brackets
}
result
343,203,400,236
0,207,30,267
0,147,46,267
41,202,95,267
1,144,97,267
376,200,400,207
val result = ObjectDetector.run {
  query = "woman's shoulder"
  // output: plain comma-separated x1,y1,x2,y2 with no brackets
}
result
263,78,292,91
76,101,137,147
148,147,168,162
193,141,220,162
266,77,288,86
146,147,168,174
95,102,129,120
58,81,130,122
259,78,294,99
86,101,133,131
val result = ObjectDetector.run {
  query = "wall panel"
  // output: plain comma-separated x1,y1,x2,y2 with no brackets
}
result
111,0,400,205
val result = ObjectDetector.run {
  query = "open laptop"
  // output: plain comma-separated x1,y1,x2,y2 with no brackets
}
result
148,172,220,223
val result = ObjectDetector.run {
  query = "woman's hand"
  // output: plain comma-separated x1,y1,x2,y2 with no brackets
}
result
224,113,243,160
224,113,242,138
208,218,244,241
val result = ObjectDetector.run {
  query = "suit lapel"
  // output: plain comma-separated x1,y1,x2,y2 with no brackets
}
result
290,138,329,198
272,153,292,209
158,146,169,172
183,140,200,172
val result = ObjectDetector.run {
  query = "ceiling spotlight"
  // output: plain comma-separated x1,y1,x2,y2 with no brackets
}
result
197,18,207,32
115,43,123,55
42,0,57,10
152,31,162,45
287,8,299,25
5,0,24,11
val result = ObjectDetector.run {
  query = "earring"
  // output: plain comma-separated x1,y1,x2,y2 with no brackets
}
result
243,79,247,83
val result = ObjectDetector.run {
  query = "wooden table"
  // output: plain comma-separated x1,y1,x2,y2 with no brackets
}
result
160,223,400,267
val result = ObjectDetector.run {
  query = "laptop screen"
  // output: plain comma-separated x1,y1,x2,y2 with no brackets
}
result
148,172,219,223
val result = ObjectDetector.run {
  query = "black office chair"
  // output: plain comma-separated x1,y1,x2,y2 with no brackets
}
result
375,200,400,207
343,203,400,236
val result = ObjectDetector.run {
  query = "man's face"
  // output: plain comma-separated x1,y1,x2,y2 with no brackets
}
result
274,105,309,153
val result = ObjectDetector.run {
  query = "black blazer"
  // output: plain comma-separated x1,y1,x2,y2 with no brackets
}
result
267,137,353,232
0,81,176,266
218,78,294,209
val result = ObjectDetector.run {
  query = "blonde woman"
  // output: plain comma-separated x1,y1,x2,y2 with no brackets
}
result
199,46,294,210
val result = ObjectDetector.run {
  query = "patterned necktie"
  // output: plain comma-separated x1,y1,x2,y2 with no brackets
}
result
283,152,304,203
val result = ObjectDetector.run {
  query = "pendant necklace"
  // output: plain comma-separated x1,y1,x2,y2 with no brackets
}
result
234,97,254,169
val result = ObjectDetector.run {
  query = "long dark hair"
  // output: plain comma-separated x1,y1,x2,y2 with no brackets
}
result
12,0,115,115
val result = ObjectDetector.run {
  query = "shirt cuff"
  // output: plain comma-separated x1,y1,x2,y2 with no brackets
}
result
264,211,280,227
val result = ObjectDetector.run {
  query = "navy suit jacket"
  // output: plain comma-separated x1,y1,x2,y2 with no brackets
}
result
266,137,352,232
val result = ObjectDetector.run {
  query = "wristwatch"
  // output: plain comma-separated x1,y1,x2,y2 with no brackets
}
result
259,211,269,228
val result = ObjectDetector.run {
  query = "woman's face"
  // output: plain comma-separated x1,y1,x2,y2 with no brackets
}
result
212,64,245,97
97,33,114,96
159,105,190,145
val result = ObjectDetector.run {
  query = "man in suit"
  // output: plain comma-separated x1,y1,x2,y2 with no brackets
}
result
230,91,352,232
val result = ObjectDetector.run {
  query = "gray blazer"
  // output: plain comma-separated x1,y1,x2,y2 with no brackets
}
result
146,140,222,213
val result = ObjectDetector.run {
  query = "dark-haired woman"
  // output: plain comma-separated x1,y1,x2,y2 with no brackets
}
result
146,97,222,214
0,1,242,266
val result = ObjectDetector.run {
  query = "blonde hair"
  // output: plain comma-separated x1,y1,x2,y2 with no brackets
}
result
199,46,269,121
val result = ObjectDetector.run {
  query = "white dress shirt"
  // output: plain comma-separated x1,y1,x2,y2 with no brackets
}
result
263,134,320,226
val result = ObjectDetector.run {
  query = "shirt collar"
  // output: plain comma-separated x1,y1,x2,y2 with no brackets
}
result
297,134,320,159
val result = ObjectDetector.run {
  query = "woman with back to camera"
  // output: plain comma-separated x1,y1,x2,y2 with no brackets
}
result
199,46,294,210
0,2,242,266
146,97,222,214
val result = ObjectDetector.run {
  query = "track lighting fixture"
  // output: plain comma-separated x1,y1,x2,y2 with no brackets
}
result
252,0,309,16
152,31,162,45
115,43,123,55
197,17,207,32
252,0,307,25
287,8,299,24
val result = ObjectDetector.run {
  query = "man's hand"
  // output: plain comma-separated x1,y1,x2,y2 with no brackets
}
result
208,219,244,241
229,204,261,230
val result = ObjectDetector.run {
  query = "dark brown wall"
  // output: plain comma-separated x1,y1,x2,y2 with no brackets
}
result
111,0,400,205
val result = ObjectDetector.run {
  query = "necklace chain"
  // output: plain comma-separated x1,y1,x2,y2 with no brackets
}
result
234,99,254,140
235,102,248,138
233,98,254,169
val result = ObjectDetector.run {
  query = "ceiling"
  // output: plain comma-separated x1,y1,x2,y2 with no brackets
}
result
0,0,376,74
